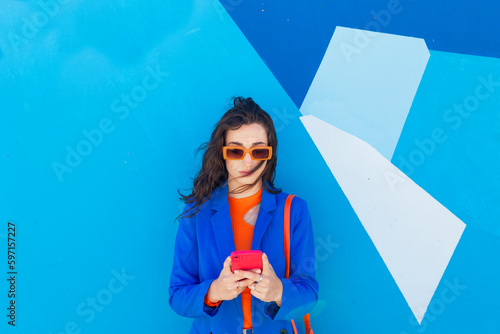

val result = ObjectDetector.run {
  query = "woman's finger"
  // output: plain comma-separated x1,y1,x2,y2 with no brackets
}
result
236,278,256,289
222,256,232,273
262,253,273,273
234,269,261,282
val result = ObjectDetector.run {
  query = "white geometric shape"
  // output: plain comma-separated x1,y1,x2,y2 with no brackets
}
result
300,26,430,160
301,115,466,324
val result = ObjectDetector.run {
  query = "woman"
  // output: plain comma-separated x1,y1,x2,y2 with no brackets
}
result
169,97,318,334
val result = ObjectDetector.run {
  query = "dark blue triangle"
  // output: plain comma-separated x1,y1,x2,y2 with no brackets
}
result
221,0,500,108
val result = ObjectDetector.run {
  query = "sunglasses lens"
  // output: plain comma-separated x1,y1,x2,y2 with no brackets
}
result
226,148,244,159
252,148,270,160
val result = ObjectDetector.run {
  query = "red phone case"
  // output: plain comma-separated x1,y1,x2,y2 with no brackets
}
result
231,250,263,272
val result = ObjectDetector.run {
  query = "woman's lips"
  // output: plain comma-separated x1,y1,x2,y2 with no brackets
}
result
240,171,251,176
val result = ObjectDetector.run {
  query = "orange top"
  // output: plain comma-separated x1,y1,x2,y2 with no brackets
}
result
228,188,263,329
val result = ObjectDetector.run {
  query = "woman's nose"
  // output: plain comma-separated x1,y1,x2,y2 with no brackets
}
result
243,153,253,164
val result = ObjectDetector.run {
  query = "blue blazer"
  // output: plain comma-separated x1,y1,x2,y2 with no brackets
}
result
169,183,319,334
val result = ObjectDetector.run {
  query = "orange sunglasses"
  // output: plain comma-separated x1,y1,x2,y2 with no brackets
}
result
223,146,272,161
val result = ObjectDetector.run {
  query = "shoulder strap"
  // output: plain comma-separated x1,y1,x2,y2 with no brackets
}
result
284,194,295,279
284,195,313,334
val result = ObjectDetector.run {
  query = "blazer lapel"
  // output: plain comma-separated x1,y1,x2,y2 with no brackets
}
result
252,186,277,250
210,184,236,265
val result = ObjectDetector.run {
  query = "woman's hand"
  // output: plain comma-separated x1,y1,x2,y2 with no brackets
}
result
235,253,283,306
207,256,259,303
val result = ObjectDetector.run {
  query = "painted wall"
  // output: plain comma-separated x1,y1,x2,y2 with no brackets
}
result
1,1,499,333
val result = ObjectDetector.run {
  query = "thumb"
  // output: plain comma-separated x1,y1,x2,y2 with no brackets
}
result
223,256,232,272
262,253,272,272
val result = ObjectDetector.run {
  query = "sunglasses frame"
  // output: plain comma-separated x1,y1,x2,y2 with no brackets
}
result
223,146,273,161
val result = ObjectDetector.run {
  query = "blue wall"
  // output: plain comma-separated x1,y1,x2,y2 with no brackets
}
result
1,1,499,333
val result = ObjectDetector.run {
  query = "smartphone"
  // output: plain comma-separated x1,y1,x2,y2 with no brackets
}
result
231,250,263,273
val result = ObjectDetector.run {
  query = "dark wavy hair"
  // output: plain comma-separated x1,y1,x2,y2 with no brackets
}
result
178,97,281,220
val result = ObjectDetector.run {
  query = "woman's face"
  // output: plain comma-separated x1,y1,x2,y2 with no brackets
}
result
225,123,268,196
